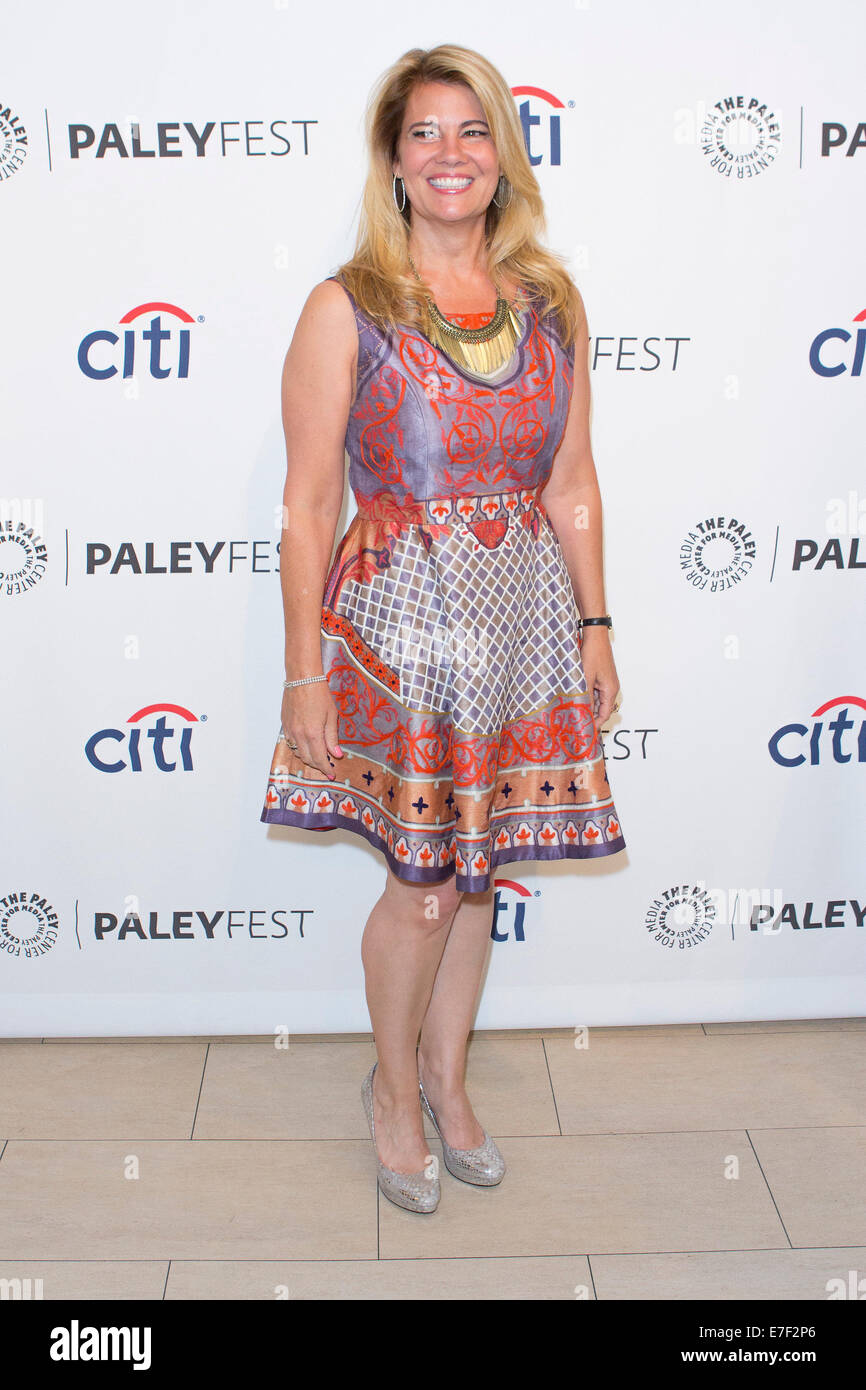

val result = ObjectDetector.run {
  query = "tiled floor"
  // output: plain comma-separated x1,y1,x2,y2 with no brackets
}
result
1,1020,864,1300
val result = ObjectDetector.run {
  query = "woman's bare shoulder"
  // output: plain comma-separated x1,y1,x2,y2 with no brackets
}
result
298,277,357,328
287,278,358,363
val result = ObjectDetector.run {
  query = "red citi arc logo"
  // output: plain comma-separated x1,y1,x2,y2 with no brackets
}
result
78,301,199,379
85,703,202,772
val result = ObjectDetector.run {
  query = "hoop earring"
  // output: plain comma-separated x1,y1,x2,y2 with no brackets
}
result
392,173,407,212
492,174,512,209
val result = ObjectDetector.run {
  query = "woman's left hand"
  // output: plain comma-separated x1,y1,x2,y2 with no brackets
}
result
580,628,621,727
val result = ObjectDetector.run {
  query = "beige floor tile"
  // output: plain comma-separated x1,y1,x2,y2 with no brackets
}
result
191,1037,558,1141
422,1038,559,1138
749,1128,866,1248
0,1140,377,1260
591,1248,866,1300
544,1031,866,1134
0,1262,167,1300
165,1255,593,1300
379,1131,786,1259
193,1040,377,1139
0,1041,207,1139
705,1019,865,1034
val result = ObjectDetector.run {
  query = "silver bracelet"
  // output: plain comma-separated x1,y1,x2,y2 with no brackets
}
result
283,674,327,689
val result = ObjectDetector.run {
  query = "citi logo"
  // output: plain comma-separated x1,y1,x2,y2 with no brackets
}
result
491,877,538,941
769,696,866,767
78,301,199,379
809,306,866,377
85,702,203,773
511,86,566,166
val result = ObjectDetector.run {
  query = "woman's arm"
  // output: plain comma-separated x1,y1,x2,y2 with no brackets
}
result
541,293,621,726
540,294,608,617
278,279,357,682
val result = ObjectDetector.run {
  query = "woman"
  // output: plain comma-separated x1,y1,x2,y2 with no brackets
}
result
260,44,626,1214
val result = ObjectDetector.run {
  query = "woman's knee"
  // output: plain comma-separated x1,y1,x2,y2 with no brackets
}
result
384,866,463,923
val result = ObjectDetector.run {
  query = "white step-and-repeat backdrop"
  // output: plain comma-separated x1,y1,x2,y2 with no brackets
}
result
2,0,863,1035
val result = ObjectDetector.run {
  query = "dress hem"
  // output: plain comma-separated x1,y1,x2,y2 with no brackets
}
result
260,805,626,891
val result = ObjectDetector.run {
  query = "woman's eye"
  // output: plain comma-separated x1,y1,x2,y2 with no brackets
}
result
410,127,489,139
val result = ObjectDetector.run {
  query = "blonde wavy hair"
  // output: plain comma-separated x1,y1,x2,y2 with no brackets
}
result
334,44,585,350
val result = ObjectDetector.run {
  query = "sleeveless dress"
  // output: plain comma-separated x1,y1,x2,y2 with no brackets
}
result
260,276,626,891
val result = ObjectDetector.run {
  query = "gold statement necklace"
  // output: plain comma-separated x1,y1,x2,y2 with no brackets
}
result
407,253,525,381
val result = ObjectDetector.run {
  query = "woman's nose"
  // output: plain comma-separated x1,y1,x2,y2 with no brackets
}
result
437,129,466,161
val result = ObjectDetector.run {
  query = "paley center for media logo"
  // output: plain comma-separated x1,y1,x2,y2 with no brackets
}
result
676,503,862,586
680,513,757,591
0,101,27,181
645,882,864,948
0,890,58,958
79,300,200,380
645,884,716,949
700,95,781,178
0,500,47,597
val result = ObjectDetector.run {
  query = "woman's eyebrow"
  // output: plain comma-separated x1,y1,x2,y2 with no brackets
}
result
407,117,489,127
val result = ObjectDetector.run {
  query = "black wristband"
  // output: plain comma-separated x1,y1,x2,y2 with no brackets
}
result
578,615,612,629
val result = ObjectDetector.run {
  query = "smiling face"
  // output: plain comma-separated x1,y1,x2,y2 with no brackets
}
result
392,79,500,228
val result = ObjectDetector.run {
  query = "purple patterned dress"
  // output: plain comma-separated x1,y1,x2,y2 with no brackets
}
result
260,276,626,890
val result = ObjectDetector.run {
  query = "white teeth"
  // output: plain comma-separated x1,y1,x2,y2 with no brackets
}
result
429,177,472,188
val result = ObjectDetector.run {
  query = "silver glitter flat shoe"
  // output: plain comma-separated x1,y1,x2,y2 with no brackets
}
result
361,1063,440,1214
418,1077,506,1186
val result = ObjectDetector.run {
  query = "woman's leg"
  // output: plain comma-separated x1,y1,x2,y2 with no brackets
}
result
417,885,496,1148
361,866,463,1172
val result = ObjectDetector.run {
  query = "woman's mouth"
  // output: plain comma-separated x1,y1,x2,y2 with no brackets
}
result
427,176,474,194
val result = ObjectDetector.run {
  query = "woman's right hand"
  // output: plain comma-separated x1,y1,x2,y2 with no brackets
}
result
280,682,344,782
